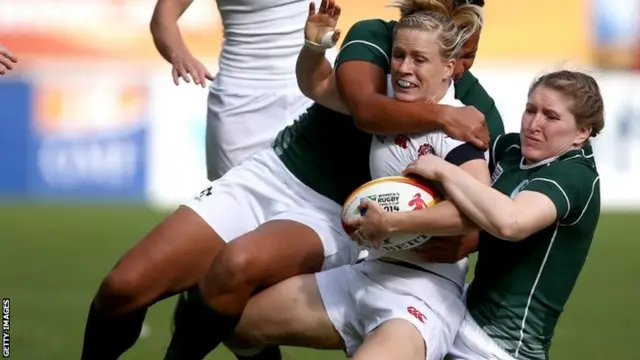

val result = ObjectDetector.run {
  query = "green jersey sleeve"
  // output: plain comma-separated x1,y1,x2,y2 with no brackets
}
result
455,71,505,143
335,19,395,71
523,159,600,222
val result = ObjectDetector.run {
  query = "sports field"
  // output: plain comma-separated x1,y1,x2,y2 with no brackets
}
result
1,204,637,360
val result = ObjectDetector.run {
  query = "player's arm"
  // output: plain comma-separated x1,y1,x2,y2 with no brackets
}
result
417,160,596,241
150,0,193,63
335,22,488,148
296,48,349,114
350,141,489,250
150,0,212,86
336,62,437,132
433,168,556,241
295,0,350,114
386,148,489,236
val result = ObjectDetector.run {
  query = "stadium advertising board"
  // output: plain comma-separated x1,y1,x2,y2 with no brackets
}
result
25,74,149,201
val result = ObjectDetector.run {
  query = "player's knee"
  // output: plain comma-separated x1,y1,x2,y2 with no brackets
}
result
208,245,265,292
95,266,150,315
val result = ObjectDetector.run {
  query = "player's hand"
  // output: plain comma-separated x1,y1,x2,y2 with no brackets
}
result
0,46,18,75
411,233,479,263
170,51,214,87
346,199,391,249
441,105,489,149
304,0,342,48
403,154,450,181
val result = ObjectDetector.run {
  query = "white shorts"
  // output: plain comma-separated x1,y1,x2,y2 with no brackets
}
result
183,148,359,270
447,312,516,360
205,75,313,181
316,260,466,360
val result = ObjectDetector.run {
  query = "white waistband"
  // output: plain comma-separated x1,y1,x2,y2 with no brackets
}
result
210,73,302,92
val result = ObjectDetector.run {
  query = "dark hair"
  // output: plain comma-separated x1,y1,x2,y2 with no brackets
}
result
456,0,484,6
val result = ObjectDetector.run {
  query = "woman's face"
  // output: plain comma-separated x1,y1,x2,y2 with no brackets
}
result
453,29,480,82
520,85,591,163
390,28,455,102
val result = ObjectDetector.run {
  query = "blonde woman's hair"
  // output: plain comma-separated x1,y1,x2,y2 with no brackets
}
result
389,0,483,60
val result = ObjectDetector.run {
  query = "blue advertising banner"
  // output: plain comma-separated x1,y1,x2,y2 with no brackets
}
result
24,79,148,202
0,79,31,197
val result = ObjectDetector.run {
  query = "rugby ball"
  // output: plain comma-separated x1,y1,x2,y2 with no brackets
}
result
341,176,441,252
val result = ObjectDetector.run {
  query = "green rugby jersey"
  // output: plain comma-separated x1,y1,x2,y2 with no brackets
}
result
273,19,504,204
467,133,600,360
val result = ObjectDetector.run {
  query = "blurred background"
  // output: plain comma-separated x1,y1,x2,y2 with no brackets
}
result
1,0,639,359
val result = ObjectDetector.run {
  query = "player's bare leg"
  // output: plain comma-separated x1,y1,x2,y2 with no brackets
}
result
81,206,226,359
352,319,426,360
230,277,426,360
165,220,328,359
230,273,344,350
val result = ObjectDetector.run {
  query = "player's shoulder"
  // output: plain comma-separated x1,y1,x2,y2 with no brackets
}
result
344,19,396,42
550,147,599,177
492,132,521,156
348,18,396,32
535,148,601,218
339,19,396,69
495,132,520,145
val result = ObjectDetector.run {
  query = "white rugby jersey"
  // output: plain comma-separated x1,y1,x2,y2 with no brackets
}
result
215,0,337,83
368,77,489,288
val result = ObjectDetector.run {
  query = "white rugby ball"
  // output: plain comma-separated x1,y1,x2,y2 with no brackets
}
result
342,176,441,252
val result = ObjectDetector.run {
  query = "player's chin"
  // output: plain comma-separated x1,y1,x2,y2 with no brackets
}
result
521,145,548,163
394,92,420,103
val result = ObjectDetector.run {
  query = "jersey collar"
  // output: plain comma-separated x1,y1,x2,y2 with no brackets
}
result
519,144,594,170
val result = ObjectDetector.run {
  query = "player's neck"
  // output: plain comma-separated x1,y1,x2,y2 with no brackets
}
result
427,79,452,104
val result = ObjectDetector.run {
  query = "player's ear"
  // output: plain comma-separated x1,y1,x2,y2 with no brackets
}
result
444,59,456,81
573,126,592,147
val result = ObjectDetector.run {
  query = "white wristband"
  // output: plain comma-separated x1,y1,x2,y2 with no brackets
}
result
304,30,336,52
320,31,336,48
304,39,328,52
